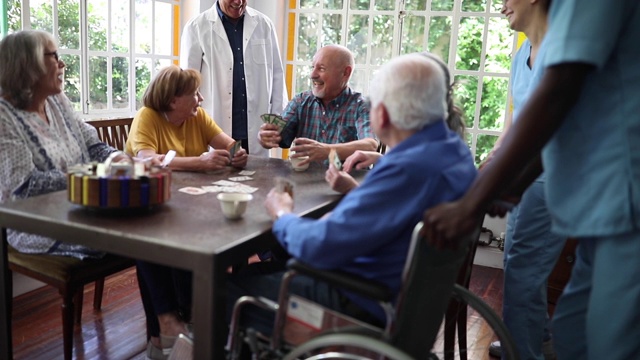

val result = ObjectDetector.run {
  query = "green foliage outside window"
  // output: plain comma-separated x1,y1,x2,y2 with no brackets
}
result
6,0,151,112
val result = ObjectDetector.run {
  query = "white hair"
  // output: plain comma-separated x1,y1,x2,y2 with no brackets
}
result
369,53,448,130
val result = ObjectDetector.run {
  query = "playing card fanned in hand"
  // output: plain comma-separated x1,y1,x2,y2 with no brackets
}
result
329,149,342,171
227,141,242,161
260,113,287,132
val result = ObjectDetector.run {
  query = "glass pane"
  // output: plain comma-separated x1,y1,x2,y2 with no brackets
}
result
89,56,108,110
349,68,368,95
155,2,173,55
300,0,320,8
322,14,342,46
375,0,395,11
295,64,312,95
112,57,130,109
405,0,427,11
475,134,498,165
455,75,479,129
484,17,512,73
401,15,426,55
428,16,452,63
351,0,371,10
431,0,454,11
61,54,81,111
297,13,318,62
456,17,484,71
479,76,509,130
88,1,107,51
348,15,370,65
490,0,504,13
29,0,53,34
462,0,486,12
135,0,153,54
7,0,22,32
324,0,344,10
155,59,172,72
111,0,130,53
371,15,394,65
58,0,80,50
135,58,152,109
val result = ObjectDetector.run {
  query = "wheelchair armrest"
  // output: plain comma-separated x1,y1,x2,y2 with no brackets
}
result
286,258,393,302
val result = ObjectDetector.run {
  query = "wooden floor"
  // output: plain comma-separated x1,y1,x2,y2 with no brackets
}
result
11,265,504,360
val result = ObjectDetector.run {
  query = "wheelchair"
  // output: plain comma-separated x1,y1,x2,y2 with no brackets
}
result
227,222,519,360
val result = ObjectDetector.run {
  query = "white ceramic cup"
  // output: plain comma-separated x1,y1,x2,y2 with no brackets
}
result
289,156,310,172
216,193,253,220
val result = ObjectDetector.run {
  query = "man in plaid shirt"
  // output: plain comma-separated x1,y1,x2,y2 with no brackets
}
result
258,44,378,167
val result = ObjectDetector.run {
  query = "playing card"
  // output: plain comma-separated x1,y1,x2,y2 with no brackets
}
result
275,176,295,198
329,149,342,171
178,187,207,195
212,180,238,186
238,170,256,176
229,176,253,182
227,141,242,161
261,113,287,132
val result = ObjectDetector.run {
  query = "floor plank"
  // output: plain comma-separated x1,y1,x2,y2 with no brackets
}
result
12,265,504,359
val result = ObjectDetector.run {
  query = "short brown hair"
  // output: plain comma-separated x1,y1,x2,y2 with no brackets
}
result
142,65,201,112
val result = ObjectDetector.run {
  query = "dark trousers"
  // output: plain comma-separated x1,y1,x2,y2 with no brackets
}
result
136,261,192,338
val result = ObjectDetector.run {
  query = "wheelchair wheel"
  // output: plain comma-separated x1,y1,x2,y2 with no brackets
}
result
283,333,415,360
430,284,519,360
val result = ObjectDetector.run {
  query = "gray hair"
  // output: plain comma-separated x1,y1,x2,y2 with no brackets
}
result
369,53,448,130
0,30,55,109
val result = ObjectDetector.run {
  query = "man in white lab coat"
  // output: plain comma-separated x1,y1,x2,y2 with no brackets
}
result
180,0,288,157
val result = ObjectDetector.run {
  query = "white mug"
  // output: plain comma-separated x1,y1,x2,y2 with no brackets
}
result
217,193,253,219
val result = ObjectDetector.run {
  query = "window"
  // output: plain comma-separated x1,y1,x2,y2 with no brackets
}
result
285,0,516,166
4,0,180,118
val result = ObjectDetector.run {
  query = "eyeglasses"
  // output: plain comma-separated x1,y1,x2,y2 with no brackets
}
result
44,51,59,62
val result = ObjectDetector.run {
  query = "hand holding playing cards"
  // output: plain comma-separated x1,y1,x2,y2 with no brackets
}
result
342,150,382,172
290,138,327,163
325,162,359,194
265,188,294,221
199,149,231,170
230,147,248,168
258,123,282,149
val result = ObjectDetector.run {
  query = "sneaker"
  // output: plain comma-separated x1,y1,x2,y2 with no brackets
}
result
489,340,501,358
146,341,168,360
488,339,557,360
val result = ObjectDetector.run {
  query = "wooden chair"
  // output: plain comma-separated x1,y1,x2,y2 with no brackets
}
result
86,117,133,150
7,117,136,360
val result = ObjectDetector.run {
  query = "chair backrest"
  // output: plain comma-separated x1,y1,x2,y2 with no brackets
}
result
86,118,133,151
390,221,480,358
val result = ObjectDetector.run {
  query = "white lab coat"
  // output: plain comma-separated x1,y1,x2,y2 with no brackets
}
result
180,3,288,157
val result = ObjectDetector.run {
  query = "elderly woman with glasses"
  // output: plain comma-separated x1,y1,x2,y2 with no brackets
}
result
0,30,131,259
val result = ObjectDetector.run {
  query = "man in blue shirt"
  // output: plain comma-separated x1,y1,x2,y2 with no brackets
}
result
423,1,640,359
227,52,477,334
257,45,378,167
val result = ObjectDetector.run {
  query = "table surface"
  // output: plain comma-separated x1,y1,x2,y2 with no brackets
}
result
0,156,366,358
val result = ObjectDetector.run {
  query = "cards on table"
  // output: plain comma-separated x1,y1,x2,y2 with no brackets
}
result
328,149,342,171
260,113,287,132
178,187,207,195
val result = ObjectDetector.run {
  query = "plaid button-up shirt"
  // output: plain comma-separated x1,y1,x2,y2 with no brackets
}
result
278,87,374,148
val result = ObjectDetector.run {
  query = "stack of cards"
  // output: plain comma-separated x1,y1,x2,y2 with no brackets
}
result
261,113,287,132
328,149,342,170
227,141,242,161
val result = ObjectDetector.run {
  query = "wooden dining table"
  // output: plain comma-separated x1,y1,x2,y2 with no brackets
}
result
0,155,367,359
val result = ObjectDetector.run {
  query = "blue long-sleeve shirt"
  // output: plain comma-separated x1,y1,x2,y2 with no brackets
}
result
273,120,477,321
